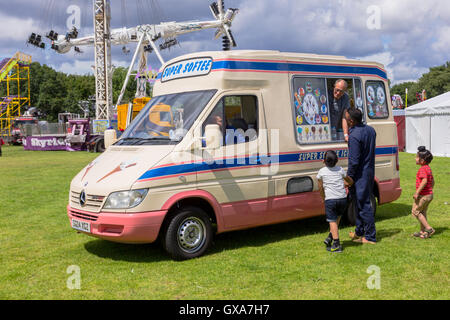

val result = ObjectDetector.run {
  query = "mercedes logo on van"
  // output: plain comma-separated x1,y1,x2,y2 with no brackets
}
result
79,190,86,207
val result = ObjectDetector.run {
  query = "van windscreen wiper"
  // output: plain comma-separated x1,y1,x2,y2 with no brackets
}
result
114,137,144,145
115,136,176,146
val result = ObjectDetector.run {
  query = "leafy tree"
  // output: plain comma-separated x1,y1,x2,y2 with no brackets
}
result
112,66,137,105
0,61,144,121
391,61,450,106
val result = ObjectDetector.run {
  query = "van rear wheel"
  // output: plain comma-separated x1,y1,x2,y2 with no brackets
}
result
163,206,213,260
345,193,377,226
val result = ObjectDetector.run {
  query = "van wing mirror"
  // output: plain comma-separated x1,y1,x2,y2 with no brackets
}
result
188,124,223,151
104,129,117,149
204,124,222,149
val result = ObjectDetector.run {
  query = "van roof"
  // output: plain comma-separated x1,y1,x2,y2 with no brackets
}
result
162,49,386,71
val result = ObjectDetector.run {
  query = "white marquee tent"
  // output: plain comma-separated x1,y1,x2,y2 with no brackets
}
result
405,91,450,157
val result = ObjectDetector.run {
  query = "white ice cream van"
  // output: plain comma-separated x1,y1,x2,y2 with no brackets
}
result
68,50,401,260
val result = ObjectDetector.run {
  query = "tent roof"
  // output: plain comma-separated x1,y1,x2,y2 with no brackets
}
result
406,91,450,116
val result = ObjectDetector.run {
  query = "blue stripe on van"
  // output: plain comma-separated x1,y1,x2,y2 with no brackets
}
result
155,59,388,80
137,146,397,181
211,60,388,79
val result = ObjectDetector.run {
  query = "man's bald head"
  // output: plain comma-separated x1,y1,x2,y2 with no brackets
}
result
335,79,348,89
333,79,348,100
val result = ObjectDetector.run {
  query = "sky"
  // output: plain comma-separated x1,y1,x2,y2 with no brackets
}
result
0,0,449,85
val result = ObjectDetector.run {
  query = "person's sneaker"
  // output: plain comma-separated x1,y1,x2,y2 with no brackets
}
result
324,234,333,247
327,241,343,253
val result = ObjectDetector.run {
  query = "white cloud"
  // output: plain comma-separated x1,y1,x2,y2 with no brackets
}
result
391,62,428,84
57,58,136,75
0,13,39,41
358,51,395,81
1,0,449,85
58,60,94,75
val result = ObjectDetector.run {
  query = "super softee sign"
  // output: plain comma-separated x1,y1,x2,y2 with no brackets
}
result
161,57,212,82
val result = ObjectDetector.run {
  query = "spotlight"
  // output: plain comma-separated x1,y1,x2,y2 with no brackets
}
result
159,38,178,50
143,45,153,53
65,27,79,41
27,32,45,49
46,30,59,41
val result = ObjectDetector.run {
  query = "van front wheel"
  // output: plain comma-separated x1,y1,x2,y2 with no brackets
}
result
163,207,213,260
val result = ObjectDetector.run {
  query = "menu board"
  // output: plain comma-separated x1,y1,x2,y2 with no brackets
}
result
366,81,389,118
293,78,331,143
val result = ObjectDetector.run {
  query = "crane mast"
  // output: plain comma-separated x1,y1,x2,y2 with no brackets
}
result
28,0,239,125
93,0,113,121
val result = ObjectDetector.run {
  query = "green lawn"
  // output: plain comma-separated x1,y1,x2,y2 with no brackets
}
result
0,146,448,299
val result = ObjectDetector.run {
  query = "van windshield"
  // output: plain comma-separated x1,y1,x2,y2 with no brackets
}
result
117,89,217,145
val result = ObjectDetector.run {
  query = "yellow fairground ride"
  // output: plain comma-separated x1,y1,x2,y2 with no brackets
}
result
0,52,32,137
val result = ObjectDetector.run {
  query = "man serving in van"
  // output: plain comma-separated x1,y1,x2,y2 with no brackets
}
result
329,79,351,142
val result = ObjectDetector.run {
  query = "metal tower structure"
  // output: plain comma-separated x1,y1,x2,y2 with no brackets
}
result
29,1,238,123
0,52,32,137
93,0,113,121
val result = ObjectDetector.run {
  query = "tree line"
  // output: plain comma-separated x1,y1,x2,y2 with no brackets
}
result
0,62,148,121
390,61,450,106
2,60,449,121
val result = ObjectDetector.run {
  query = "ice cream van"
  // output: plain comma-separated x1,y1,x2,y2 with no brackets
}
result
68,50,402,260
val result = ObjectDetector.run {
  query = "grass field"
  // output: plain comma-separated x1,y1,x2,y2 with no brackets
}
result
0,145,448,300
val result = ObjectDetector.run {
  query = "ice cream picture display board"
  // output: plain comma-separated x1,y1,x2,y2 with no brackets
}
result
293,78,331,143
366,81,389,119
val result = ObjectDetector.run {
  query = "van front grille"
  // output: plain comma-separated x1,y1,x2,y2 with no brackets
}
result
69,208,99,222
71,191,105,211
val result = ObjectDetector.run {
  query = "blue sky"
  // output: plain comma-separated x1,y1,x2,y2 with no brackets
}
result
0,0,449,84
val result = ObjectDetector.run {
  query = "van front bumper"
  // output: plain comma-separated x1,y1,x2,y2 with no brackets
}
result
67,205,167,244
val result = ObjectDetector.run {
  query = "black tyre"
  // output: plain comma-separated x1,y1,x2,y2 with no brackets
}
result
162,207,213,261
95,138,105,153
345,193,377,226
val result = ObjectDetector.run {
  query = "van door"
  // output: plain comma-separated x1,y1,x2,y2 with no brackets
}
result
196,91,270,230
265,76,339,224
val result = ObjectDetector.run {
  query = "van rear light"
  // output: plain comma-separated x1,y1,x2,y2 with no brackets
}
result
395,148,400,171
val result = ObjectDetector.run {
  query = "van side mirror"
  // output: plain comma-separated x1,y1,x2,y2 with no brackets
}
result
104,129,117,149
203,124,222,149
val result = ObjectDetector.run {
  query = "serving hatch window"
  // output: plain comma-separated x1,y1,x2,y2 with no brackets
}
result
292,76,368,145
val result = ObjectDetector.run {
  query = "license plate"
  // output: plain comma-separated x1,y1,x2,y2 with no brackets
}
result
72,218,91,233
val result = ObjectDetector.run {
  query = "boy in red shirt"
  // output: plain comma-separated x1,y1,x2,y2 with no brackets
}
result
412,146,435,239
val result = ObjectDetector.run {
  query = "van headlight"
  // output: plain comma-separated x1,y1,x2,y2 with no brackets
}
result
103,189,148,209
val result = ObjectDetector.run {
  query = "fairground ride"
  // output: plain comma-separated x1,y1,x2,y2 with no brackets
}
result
0,52,32,137
28,0,238,125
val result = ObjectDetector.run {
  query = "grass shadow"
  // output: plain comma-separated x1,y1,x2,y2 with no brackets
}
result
432,227,447,237
82,202,416,262
376,202,412,222
209,215,330,255
374,228,402,243
83,239,169,263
